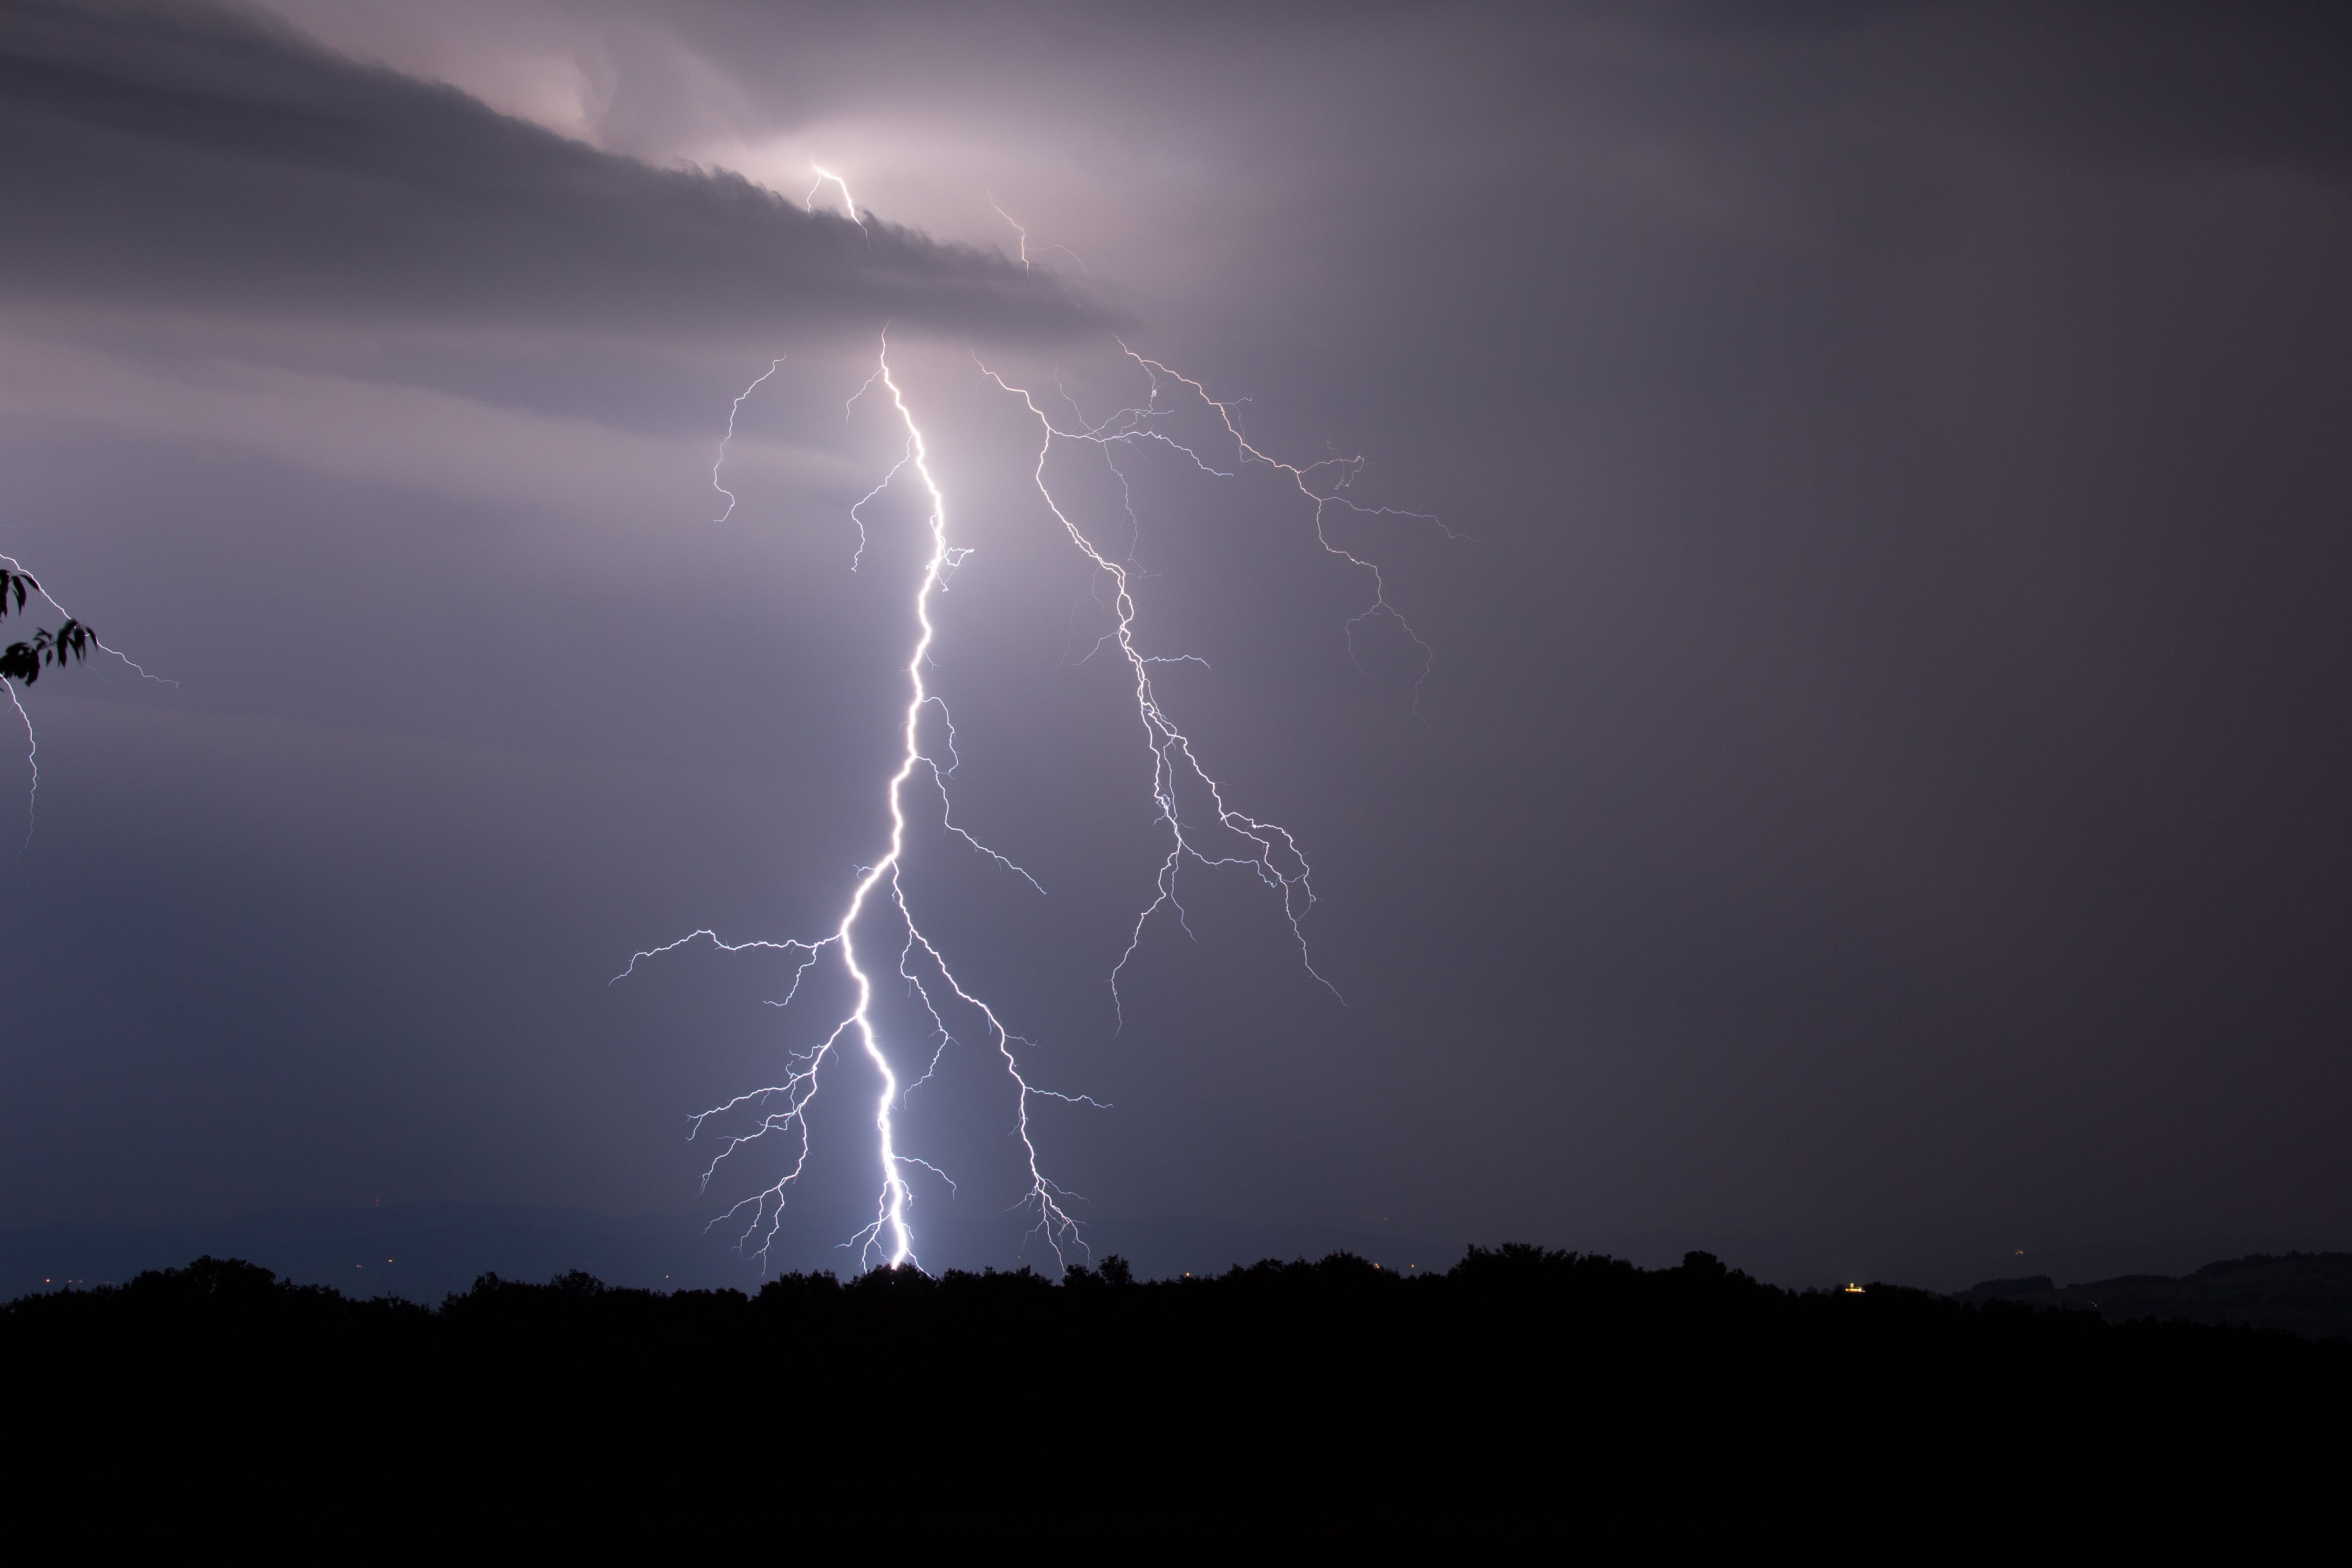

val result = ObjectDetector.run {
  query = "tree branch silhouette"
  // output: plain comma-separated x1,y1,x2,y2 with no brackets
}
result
0,567,96,685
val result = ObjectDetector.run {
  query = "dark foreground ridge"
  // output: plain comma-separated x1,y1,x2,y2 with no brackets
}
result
9,1246,2347,1534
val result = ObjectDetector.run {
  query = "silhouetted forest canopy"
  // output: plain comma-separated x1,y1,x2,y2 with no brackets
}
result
17,1242,2350,1340
10,1246,2345,1524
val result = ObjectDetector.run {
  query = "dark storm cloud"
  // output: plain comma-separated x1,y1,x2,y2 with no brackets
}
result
0,0,1093,334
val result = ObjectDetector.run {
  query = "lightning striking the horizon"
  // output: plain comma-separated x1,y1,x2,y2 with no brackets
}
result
620,335,1093,1272
620,195,1444,1279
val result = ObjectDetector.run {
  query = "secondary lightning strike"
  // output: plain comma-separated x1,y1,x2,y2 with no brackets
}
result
978,337,1461,1021
624,339,1087,1272
978,366,1337,1022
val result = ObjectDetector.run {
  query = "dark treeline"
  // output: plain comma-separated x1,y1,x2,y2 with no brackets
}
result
9,1246,2345,1530
17,1241,2352,1348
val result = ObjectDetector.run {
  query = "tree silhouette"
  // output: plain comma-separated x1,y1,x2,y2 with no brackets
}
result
0,566,96,685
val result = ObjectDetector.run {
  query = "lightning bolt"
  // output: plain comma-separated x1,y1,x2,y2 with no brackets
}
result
625,336,1087,1273
624,199,1447,1279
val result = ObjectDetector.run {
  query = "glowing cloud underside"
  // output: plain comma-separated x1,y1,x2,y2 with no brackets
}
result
618,194,1443,1275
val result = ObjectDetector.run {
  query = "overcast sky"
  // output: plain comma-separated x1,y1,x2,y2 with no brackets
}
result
3,0,2348,1287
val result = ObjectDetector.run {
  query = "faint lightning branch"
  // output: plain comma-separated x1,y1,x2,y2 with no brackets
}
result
711,358,783,523
623,342,1091,1273
4,681,32,859
844,361,886,420
988,194,1088,274
989,194,1030,272
1115,343,1457,708
609,928,829,985
925,749,1047,893
977,364,1341,1024
845,448,905,572
839,357,901,568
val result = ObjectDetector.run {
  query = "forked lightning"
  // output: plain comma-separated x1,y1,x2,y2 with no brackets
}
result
619,185,1443,1275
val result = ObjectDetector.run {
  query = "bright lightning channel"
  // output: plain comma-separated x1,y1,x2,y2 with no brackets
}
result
620,336,1089,1273
806,165,867,235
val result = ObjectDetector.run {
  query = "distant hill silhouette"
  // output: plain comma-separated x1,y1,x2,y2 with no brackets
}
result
1956,1252,2352,1339
0,1201,751,1302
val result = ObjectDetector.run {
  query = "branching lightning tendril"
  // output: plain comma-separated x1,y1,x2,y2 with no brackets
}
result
711,358,782,523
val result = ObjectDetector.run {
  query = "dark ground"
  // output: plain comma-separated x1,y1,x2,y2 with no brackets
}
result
7,1245,2345,1546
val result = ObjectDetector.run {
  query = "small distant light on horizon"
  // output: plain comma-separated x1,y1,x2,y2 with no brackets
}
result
1844,1283,1864,1294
